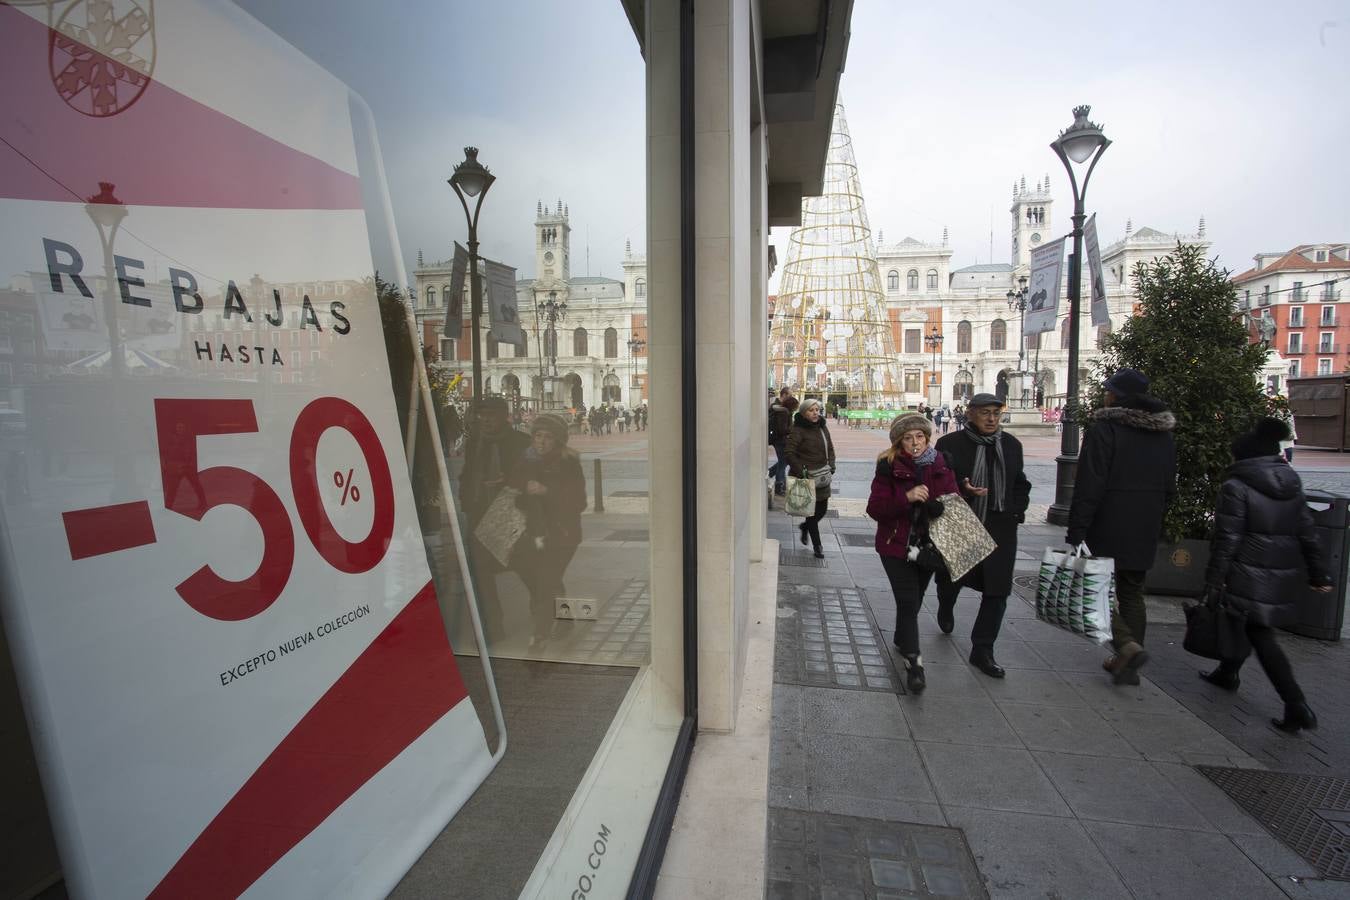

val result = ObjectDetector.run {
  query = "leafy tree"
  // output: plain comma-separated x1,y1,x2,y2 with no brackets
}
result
1084,242,1268,542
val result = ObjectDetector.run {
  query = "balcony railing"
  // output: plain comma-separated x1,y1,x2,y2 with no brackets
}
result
1289,316,1305,327
1322,290,1342,301
1319,343,1338,355
1286,346,1307,355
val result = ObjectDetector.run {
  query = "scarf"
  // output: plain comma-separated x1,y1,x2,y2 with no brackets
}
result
963,423,1005,523
912,446,938,471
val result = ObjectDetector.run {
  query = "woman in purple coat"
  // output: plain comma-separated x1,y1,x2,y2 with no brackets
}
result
867,414,959,693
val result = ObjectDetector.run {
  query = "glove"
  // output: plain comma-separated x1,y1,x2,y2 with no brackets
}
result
923,499,945,519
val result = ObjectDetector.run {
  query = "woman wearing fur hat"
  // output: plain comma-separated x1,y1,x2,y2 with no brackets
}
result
509,413,588,643
867,414,959,692
786,398,836,558
1198,417,1332,732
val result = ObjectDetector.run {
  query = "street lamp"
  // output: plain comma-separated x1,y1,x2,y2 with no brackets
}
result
538,289,567,407
85,182,128,378
924,325,944,386
1006,275,1030,374
626,334,646,405
1047,105,1110,526
447,147,496,403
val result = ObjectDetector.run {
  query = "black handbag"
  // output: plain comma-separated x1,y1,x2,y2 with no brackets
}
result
1183,591,1250,660
906,508,947,575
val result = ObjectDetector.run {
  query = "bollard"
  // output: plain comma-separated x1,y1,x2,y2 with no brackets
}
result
593,458,605,512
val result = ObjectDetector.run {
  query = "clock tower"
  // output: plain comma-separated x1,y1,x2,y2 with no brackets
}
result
535,198,571,286
1009,175,1053,271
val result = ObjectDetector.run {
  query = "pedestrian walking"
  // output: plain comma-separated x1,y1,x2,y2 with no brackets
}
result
1197,417,1331,732
768,388,793,495
867,414,959,692
1066,368,1177,685
934,393,1032,678
786,398,836,559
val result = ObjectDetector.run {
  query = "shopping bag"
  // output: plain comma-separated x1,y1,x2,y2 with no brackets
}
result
1183,592,1250,660
927,493,996,582
1034,545,1114,643
473,486,528,566
785,475,816,516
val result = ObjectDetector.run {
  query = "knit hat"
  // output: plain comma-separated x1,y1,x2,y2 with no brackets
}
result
1104,367,1149,397
1231,417,1290,461
890,413,933,444
530,413,570,445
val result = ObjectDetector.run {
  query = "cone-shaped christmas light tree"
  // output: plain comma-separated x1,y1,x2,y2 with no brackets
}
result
770,103,901,408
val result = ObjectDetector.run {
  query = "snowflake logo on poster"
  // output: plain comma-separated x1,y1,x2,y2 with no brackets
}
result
49,0,156,117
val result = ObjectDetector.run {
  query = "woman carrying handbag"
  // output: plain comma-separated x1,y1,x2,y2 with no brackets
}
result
866,414,958,693
1198,417,1332,732
786,398,836,559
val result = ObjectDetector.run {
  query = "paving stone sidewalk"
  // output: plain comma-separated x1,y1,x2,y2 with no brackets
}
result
766,503,1350,899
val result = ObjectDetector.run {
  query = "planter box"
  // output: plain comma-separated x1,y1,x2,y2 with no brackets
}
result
1144,539,1210,597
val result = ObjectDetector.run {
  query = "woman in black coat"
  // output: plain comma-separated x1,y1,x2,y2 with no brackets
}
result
1200,418,1332,733
785,398,836,558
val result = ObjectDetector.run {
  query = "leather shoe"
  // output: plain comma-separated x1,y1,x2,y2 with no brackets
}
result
969,651,1005,679
813,547,825,559
799,523,809,546
1199,668,1240,692
1273,702,1318,733
936,604,955,635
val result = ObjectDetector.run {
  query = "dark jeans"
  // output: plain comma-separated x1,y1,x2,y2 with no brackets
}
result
800,498,829,550
936,579,1007,653
1219,621,1306,706
769,441,787,489
1112,567,1148,650
882,555,932,657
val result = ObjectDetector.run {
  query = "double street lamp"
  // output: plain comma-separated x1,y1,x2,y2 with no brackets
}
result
1046,106,1110,526
924,325,944,387
538,289,567,407
447,147,496,403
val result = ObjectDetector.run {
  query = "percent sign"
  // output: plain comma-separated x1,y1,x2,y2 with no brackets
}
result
334,468,361,505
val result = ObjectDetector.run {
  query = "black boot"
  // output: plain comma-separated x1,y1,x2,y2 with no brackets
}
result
936,602,955,635
903,655,926,693
1273,702,1318,733
1199,668,1240,692
813,543,825,559
969,648,1006,679
799,523,809,546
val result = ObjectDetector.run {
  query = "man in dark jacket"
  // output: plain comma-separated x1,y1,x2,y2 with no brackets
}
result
767,387,795,495
1066,368,1177,685
935,393,1032,678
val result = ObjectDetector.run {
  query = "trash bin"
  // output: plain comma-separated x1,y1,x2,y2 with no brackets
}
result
1282,490,1350,641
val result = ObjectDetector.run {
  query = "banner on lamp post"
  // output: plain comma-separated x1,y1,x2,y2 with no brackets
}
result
1084,214,1110,328
443,241,468,329
1024,237,1065,335
484,258,525,350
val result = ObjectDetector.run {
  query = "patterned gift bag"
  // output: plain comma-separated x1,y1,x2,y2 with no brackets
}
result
927,493,996,582
784,475,817,517
1035,546,1114,643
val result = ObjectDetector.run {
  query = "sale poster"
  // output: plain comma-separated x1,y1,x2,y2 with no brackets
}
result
0,2,494,897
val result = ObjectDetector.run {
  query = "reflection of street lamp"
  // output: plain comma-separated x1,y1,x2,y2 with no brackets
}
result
1047,105,1110,526
85,182,128,378
447,147,496,402
626,334,646,404
1006,275,1030,374
538,289,567,394
924,326,944,386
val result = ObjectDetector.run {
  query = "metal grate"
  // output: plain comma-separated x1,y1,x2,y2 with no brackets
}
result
775,586,898,692
780,549,827,567
603,529,649,542
1199,767,1350,879
837,531,877,548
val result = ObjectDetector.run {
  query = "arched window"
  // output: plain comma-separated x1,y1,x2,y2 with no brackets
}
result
635,278,646,299
603,373,622,402
486,334,499,359
927,270,938,291
1061,316,1072,349
887,270,899,291
573,327,588,356
957,320,972,354
502,373,520,395
425,285,436,308
604,327,618,358
907,270,919,291
990,319,1007,351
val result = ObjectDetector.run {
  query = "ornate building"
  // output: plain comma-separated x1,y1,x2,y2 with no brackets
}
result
411,202,648,410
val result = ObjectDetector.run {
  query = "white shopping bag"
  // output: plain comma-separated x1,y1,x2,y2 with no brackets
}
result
1035,545,1114,643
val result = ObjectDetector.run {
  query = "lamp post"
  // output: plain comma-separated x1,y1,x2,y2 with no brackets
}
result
85,182,128,378
626,334,646,406
538,290,567,408
1046,106,1110,526
924,326,944,406
447,147,496,403
1006,276,1032,408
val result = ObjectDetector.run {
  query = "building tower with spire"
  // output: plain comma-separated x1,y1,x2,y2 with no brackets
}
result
535,199,570,286
1010,175,1053,271
769,103,901,406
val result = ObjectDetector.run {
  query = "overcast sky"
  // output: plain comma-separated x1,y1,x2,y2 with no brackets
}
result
240,0,1348,288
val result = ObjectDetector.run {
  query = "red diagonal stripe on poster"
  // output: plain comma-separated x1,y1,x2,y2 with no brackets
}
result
149,581,468,898
0,4,362,210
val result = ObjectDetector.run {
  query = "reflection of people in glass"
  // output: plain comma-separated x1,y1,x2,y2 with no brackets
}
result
461,397,531,637
509,413,587,644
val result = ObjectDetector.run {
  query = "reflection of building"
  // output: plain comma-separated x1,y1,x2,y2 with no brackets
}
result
412,203,648,410
876,176,1209,406
1233,243,1350,388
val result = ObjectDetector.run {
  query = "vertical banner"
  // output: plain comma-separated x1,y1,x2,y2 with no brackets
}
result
1085,213,1110,328
0,2,494,898
1024,237,1066,335
485,258,525,348
444,241,468,328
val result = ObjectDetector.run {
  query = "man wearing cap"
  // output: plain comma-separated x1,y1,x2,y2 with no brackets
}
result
1067,368,1176,684
934,392,1032,678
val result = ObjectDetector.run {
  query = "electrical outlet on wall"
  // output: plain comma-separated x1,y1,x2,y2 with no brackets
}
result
555,597,599,621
